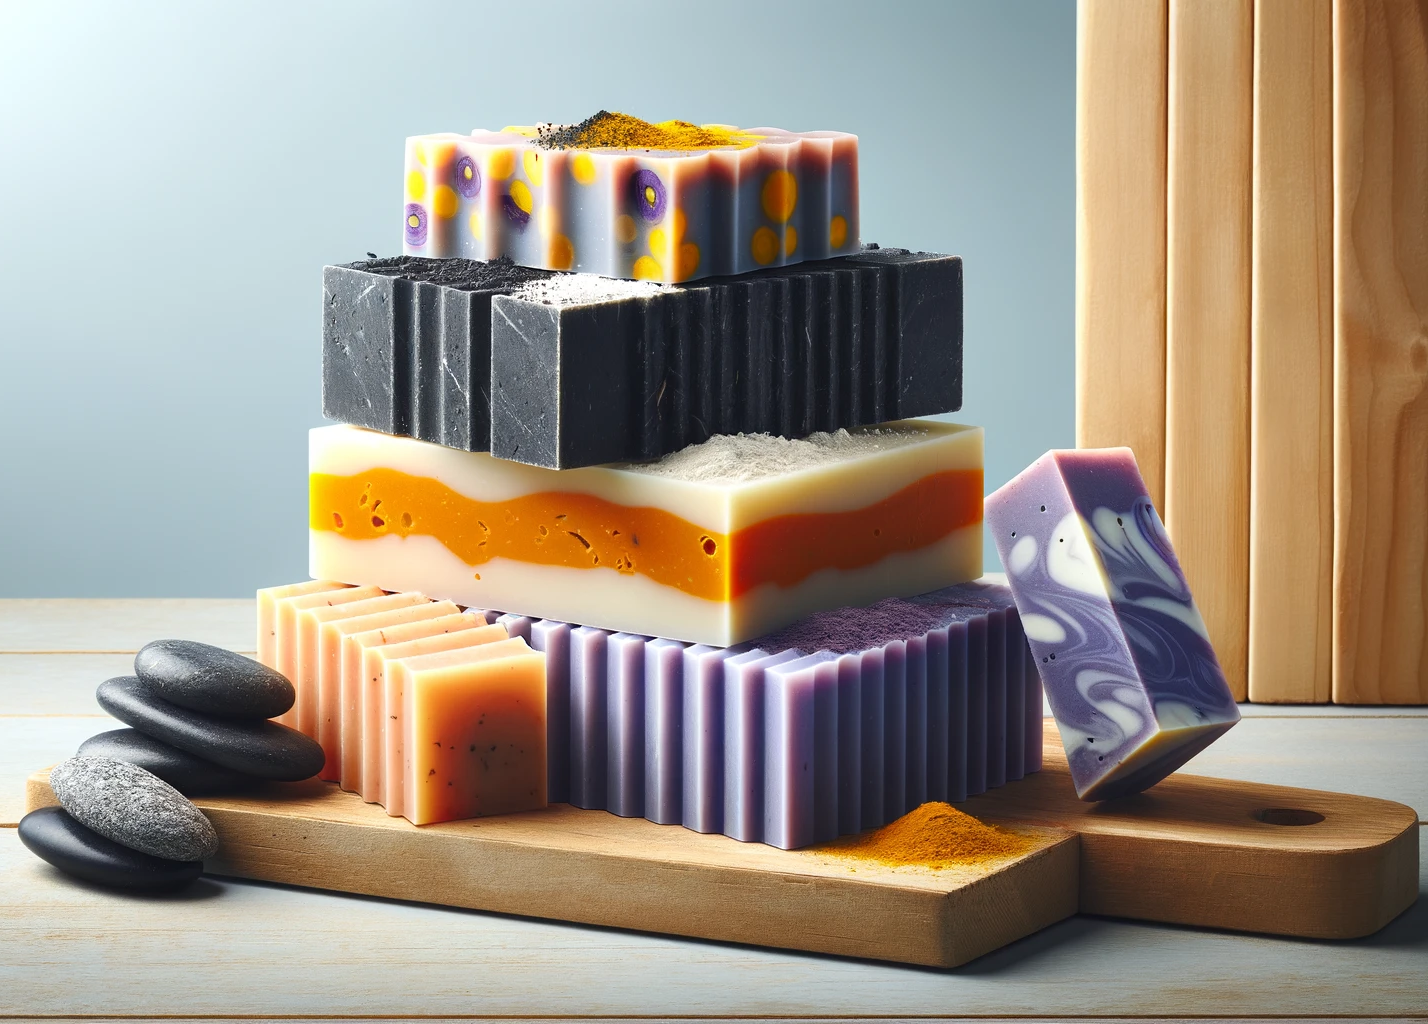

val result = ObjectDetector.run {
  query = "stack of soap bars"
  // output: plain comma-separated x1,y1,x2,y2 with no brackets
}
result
260,112,1042,848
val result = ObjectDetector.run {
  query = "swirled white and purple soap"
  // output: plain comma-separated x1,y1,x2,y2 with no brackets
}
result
401,111,858,283
985,448,1240,801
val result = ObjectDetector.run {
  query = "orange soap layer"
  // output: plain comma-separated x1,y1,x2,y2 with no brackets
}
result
310,468,984,601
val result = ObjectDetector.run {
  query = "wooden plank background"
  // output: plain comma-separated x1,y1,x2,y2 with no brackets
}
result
1248,0,1336,702
1332,0,1428,704
1075,0,1169,509
1164,0,1255,701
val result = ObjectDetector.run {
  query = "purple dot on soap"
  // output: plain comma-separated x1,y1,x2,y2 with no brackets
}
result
455,155,481,198
631,169,667,223
404,203,428,247
502,194,531,229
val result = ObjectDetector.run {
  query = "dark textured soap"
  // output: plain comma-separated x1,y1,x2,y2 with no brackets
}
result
321,248,963,468
18,806,203,891
96,676,325,782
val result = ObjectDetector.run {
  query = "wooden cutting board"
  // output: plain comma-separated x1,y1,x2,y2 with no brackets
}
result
23,723,1418,968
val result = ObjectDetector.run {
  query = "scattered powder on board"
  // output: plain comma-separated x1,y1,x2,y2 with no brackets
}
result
512,275,668,307
817,802,1034,869
534,111,757,151
621,428,929,484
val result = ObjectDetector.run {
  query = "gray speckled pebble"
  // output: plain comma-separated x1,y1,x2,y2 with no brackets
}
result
135,639,295,719
50,755,219,862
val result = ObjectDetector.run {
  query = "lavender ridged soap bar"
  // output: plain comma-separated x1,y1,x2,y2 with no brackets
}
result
986,448,1241,801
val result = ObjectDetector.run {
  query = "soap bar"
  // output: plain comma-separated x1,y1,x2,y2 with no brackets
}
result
309,420,984,646
498,576,1039,850
400,636,547,825
489,248,963,468
401,120,858,281
322,248,963,468
256,580,349,708
986,448,1241,800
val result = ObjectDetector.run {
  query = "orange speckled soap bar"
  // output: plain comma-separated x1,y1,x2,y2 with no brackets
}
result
401,112,858,282
309,422,984,647
400,637,547,826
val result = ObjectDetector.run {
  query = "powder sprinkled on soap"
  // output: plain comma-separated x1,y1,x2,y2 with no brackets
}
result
619,427,930,484
533,111,759,151
817,802,1034,869
512,274,668,307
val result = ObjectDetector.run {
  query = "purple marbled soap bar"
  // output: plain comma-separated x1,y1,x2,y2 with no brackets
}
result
491,577,1040,849
985,448,1241,801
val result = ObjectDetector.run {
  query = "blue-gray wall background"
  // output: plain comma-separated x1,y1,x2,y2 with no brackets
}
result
0,0,1074,597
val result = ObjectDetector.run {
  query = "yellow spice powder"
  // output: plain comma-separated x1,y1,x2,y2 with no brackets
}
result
819,802,1034,869
533,111,758,151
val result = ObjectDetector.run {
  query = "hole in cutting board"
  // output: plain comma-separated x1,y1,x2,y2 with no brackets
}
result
1255,807,1325,826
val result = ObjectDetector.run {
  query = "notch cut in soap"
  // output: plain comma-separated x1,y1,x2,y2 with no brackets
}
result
309,421,984,646
985,447,1241,800
401,115,858,281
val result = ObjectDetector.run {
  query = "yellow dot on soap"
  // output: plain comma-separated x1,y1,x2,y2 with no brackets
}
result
413,142,429,166
523,149,544,187
572,153,597,185
632,255,662,280
761,169,798,223
408,213,422,229
648,227,668,258
751,225,778,265
644,185,657,207
432,184,459,219
406,170,426,201
673,207,687,242
549,234,574,271
489,149,516,180
784,226,798,256
678,241,701,278
469,211,482,240
510,179,533,215
830,214,848,250
615,214,637,245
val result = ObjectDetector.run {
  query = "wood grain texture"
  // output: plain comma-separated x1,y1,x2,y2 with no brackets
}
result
1165,0,1255,701
2,827,1423,1020
0,598,256,653
21,771,1078,970
1333,0,1428,704
1075,0,1169,508
1248,0,1336,703
24,722,1417,945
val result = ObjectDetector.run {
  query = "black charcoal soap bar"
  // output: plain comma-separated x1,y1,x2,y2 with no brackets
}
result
321,256,552,450
321,249,962,468
489,249,964,468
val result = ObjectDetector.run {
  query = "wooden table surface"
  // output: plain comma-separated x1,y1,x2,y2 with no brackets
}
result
2,598,1424,1021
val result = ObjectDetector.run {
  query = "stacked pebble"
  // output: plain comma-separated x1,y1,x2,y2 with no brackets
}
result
17,640,324,890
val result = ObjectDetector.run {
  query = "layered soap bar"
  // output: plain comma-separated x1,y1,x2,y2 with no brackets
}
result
322,247,963,468
401,116,859,282
309,421,984,647
986,448,1241,801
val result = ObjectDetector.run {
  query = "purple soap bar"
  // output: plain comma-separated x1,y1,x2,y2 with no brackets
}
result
985,448,1241,801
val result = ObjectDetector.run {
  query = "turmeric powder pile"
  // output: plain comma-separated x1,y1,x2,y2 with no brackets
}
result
818,802,1034,869
534,111,756,151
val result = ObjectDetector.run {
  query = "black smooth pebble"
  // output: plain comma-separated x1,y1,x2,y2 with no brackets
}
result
97,675,324,782
78,729,255,795
17,806,202,891
135,639,295,719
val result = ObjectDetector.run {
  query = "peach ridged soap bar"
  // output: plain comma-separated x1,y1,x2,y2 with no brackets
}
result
369,622,509,817
400,637,547,825
257,580,349,674
274,585,381,730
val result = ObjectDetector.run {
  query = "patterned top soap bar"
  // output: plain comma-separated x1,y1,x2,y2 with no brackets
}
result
401,112,859,283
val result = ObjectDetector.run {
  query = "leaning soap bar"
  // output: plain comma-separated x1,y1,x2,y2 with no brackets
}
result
322,247,962,468
309,421,983,646
401,115,858,281
985,448,1241,801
